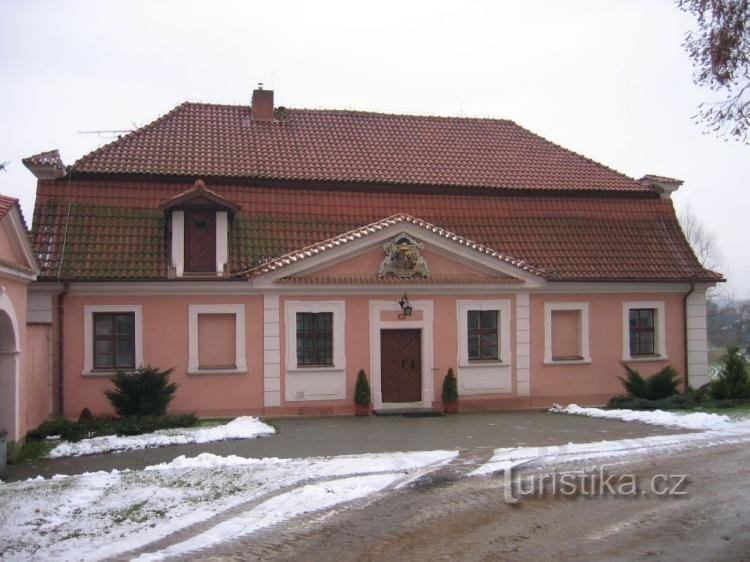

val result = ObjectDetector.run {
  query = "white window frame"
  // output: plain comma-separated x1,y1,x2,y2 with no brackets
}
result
285,301,345,372
622,301,667,361
188,304,247,374
544,302,591,365
457,300,511,368
83,304,143,376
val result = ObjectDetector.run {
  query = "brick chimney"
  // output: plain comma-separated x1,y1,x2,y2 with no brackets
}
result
252,85,274,121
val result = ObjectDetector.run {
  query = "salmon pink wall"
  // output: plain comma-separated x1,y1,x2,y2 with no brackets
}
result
0,228,21,265
528,292,686,402
62,295,265,418
23,324,52,434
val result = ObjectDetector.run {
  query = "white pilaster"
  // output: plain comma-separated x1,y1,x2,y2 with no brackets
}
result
515,292,530,396
215,211,228,275
686,288,709,388
171,210,184,277
263,294,281,407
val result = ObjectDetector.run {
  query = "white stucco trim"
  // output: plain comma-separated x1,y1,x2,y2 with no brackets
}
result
456,299,513,395
263,294,281,407
216,211,228,275
171,210,184,277
187,304,246,374
543,302,591,365
369,299,434,409
622,301,667,362
0,288,21,441
686,287,709,388
284,300,346,402
82,304,143,376
515,293,530,396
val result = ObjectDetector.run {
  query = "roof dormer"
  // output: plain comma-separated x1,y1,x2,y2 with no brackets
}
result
160,180,240,277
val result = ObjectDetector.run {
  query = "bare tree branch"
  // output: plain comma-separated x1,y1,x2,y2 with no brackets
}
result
678,0,750,142
678,204,723,270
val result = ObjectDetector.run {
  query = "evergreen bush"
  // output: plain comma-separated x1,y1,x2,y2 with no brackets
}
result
618,365,680,400
441,368,458,403
104,366,177,417
354,369,371,406
710,346,750,400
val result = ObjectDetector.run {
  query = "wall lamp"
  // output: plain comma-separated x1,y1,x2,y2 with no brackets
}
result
398,293,413,319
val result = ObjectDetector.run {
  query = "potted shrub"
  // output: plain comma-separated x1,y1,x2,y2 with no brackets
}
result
354,369,372,416
442,368,459,414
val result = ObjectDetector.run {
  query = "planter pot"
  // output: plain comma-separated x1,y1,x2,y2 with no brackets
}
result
355,404,371,416
443,401,458,414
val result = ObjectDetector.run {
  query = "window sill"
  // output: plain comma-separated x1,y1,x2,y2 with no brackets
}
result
287,365,345,373
188,367,247,375
543,358,592,366
622,355,668,363
459,360,506,368
82,369,134,377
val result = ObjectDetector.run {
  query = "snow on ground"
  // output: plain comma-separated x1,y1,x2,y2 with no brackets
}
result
47,416,276,458
472,404,750,476
134,474,402,561
549,403,734,431
0,450,457,561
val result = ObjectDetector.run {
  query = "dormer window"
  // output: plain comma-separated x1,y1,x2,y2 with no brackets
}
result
159,180,240,278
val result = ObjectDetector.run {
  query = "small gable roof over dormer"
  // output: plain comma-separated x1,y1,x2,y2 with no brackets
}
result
159,179,240,212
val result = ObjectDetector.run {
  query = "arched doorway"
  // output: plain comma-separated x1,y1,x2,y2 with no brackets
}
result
0,297,19,441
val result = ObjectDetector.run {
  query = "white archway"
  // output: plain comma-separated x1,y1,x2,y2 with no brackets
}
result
0,289,20,442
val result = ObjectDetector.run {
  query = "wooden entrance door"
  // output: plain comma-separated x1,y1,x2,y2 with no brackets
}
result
185,210,216,272
381,329,422,403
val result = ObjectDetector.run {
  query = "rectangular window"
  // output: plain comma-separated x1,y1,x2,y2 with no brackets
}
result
629,308,656,356
296,312,333,366
93,312,135,370
467,310,499,360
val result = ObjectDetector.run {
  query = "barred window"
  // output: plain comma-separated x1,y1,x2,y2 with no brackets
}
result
93,312,135,369
296,312,333,366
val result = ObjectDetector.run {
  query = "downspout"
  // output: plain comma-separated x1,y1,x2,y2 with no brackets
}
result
55,202,72,416
56,282,68,416
682,280,696,389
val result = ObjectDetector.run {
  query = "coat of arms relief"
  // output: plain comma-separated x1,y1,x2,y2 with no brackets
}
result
378,233,430,278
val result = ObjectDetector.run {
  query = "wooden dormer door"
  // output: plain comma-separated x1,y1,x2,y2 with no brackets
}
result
185,210,216,273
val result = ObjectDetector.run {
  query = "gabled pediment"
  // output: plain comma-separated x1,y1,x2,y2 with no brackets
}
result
0,196,39,281
242,213,545,287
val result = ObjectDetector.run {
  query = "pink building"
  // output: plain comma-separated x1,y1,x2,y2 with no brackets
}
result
20,88,721,423
0,196,44,443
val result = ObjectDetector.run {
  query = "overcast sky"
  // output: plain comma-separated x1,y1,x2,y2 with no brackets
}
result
1,1,748,295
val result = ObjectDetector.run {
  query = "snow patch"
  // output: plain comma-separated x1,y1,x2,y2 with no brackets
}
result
549,403,733,431
47,416,276,458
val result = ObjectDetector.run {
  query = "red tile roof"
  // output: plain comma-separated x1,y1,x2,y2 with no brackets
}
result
22,149,65,169
31,179,721,282
0,195,18,221
71,103,647,193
